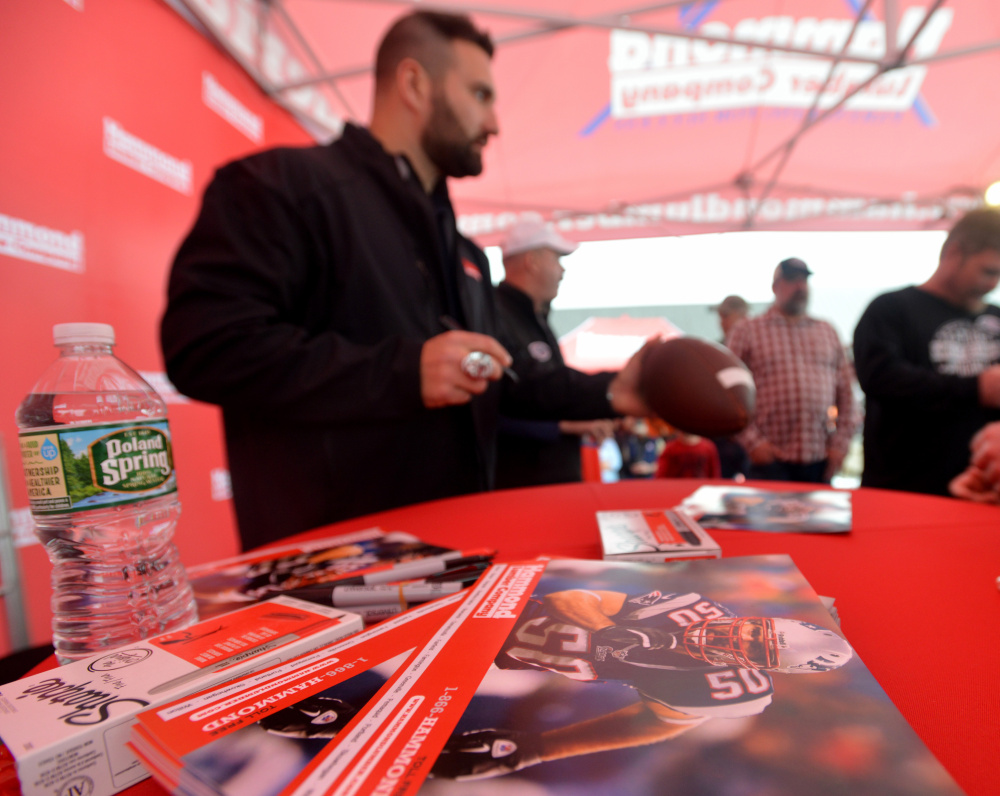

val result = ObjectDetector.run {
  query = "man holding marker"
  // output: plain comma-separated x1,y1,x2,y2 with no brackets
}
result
161,10,650,550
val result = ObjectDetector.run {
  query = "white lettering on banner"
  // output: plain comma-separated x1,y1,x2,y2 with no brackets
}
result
0,212,85,273
457,193,981,237
608,7,953,118
182,0,344,136
202,72,263,142
102,118,193,195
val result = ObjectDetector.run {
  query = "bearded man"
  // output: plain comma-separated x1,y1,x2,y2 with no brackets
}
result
161,11,650,549
726,258,857,484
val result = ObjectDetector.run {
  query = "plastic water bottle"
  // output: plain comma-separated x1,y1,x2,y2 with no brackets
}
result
15,323,197,663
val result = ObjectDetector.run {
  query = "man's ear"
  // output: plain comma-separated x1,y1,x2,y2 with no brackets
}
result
397,57,433,117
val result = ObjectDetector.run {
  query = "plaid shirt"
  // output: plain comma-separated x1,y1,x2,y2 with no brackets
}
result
726,306,857,464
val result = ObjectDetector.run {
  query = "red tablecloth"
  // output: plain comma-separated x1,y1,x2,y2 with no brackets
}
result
31,480,1000,795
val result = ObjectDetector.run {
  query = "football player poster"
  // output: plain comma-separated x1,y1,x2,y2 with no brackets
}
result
418,556,959,795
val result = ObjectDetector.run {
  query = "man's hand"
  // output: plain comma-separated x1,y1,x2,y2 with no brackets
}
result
558,419,617,442
970,421,1000,487
825,448,847,481
420,331,511,408
948,467,1000,504
749,440,778,465
606,339,657,417
977,365,1000,408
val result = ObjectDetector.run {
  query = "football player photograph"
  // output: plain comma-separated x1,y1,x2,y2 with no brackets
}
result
415,556,961,796
429,584,852,783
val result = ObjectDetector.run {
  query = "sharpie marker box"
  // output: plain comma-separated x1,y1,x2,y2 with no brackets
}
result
0,595,362,796
597,508,721,562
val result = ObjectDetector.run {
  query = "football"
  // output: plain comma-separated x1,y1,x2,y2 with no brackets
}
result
638,336,755,436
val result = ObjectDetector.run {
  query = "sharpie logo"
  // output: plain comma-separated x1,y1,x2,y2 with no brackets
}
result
15,677,150,726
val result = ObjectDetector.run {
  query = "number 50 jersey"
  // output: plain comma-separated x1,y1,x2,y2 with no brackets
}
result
495,590,774,719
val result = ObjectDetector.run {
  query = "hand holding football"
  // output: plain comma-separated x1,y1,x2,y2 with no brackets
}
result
638,336,755,436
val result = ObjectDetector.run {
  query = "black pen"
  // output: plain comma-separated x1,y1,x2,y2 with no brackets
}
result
440,315,520,383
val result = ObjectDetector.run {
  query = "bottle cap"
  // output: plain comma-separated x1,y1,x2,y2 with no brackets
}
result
53,323,116,346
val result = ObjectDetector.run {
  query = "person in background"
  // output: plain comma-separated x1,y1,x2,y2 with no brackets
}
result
711,294,749,342
710,293,751,479
494,215,616,488
160,10,650,550
727,258,857,484
655,432,721,479
617,416,663,479
949,421,1000,503
854,208,1000,497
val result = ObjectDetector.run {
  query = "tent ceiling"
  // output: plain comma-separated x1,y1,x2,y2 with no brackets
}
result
171,0,1000,242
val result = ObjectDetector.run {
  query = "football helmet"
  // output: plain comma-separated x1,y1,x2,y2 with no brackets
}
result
430,729,541,780
258,696,357,738
681,617,852,673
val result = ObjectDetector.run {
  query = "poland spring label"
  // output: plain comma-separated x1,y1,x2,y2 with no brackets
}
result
19,420,177,514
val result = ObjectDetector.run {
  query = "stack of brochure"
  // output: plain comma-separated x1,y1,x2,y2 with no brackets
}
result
0,596,363,796
597,507,721,561
129,556,963,796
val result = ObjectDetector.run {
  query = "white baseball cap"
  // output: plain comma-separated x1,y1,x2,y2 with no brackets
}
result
500,214,578,258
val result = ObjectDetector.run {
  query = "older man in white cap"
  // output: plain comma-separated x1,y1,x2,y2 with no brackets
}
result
494,215,615,488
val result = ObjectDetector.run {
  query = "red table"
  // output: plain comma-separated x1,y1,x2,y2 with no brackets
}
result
35,480,1000,795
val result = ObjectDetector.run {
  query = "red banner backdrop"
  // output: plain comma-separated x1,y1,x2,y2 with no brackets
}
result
0,0,312,657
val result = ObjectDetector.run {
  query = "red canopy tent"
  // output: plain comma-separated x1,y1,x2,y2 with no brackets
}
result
169,0,1000,244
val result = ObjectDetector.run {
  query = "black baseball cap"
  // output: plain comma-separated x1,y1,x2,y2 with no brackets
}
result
775,257,813,280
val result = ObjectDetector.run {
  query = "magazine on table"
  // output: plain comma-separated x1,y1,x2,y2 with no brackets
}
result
134,555,961,795
186,528,482,620
681,485,853,533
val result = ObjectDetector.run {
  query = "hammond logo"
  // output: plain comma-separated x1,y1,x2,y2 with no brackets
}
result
0,212,85,273
88,648,153,672
102,117,193,195
608,6,954,119
58,776,93,796
88,426,173,493
202,72,263,143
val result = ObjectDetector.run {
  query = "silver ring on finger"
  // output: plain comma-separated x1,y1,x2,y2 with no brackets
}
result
461,351,496,379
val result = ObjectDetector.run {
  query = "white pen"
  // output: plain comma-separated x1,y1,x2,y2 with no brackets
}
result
329,581,465,607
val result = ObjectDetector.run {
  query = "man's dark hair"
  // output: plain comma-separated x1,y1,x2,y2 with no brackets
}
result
942,207,1000,258
375,11,493,88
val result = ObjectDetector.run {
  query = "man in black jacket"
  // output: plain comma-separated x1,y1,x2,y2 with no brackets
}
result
494,215,615,487
161,11,650,549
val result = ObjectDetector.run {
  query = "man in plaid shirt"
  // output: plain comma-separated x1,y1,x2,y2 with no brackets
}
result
726,258,857,483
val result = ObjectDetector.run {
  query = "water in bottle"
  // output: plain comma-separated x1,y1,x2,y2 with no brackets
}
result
15,323,198,663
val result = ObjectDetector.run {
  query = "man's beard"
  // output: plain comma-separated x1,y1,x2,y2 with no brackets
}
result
421,92,485,179
780,291,809,316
